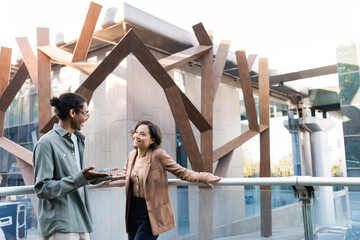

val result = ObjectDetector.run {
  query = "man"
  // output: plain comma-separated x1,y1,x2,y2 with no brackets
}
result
33,92,124,240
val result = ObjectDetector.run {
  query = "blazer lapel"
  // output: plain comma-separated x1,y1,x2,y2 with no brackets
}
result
143,149,152,186
125,151,137,193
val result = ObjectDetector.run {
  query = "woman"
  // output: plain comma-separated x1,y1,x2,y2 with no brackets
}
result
122,120,221,239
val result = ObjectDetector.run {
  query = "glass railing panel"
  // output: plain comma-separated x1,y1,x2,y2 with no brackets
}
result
88,187,127,240
312,187,360,240
8,183,360,240
0,194,38,240
158,187,304,240
0,186,305,240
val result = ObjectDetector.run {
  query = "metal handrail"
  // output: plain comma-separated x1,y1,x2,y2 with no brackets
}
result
1,176,360,197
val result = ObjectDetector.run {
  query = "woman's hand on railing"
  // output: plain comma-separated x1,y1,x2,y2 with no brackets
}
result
205,174,222,188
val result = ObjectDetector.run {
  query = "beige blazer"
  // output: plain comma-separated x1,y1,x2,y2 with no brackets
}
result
122,148,210,236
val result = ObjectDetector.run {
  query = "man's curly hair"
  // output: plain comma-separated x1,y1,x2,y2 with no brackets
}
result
50,93,86,120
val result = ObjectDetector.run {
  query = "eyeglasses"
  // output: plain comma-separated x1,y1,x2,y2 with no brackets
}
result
79,110,90,120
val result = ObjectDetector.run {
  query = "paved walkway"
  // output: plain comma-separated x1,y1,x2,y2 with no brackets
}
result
214,226,305,240
19,226,306,240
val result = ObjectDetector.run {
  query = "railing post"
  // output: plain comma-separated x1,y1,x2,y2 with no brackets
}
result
292,185,315,240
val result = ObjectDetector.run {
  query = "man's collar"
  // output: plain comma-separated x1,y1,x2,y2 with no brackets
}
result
53,124,85,140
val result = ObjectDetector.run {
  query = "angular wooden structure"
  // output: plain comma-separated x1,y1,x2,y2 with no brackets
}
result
0,1,273,238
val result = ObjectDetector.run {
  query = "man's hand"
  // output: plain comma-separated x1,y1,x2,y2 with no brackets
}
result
82,166,110,180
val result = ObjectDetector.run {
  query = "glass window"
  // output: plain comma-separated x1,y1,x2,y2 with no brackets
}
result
29,93,38,123
174,70,185,93
8,95,20,127
7,126,18,143
344,136,360,168
18,125,29,143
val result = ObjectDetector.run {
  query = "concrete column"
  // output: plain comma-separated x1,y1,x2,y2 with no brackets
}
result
299,116,336,226
300,130,313,176
284,111,313,177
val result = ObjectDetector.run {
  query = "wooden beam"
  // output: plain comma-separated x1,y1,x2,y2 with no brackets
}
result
259,57,271,179
259,58,272,237
165,86,204,172
16,156,37,213
0,137,32,165
92,35,116,46
129,31,208,171
16,37,38,87
38,45,97,75
0,47,12,95
129,30,212,132
201,50,213,173
180,92,211,132
213,40,231,99
214,150,234,177
213,130,258,162
0,111,4,137
0,47,12,136
37,28,52,136
0,62,27,139
193,21,214,173
40,30,211,137
78,30,136,101
192,23,212,46
40,115,58,135
193,23,214,240
199,191,214,239
247,54,257,70
72,1,102,62
16,157,34,184
270,64,337,84
40,30,135,134
260,187,272,237
259,124,269,133
236,50,259,132
0,62,29,112
259,58,269,127
159,45,212,71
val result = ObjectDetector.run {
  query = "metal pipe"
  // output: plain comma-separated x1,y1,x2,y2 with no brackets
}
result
2,176,360,197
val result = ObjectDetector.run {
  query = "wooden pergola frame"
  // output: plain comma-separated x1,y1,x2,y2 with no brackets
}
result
1,1,338,238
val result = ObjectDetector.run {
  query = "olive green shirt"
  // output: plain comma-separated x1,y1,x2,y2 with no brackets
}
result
32,124,92,237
